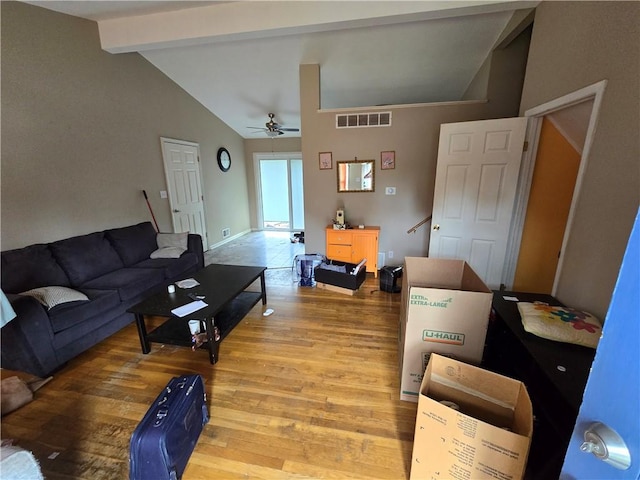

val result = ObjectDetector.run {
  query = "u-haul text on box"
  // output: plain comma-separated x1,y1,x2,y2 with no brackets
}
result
398,257,493,402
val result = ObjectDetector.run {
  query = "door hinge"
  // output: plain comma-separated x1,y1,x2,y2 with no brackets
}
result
523,141,529,152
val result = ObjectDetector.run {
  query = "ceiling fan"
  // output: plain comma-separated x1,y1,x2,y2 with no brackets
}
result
248,113,299,137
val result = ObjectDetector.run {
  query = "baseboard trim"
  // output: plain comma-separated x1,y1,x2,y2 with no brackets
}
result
208,229,252,250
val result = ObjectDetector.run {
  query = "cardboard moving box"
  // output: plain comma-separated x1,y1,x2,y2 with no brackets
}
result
411,354,533,480
399,257,492,402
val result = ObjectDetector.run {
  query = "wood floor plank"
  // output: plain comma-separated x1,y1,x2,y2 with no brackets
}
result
1,274,417,479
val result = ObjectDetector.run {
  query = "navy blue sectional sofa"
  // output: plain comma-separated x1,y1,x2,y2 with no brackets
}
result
1,222,204,377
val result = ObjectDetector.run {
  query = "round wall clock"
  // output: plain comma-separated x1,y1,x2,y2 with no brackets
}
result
217,147,231,172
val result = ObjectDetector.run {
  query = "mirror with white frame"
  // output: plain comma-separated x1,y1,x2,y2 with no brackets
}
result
337,160,375,192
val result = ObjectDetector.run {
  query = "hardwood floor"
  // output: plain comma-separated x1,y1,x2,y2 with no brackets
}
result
1,271,417,479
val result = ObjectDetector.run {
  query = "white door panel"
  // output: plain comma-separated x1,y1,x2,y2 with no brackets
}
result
438,236,461,258
429,118,527,288
161,138,207,250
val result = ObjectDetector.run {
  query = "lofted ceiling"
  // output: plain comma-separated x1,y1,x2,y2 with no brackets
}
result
23,1,539,139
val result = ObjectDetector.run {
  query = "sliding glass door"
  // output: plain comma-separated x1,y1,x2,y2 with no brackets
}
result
255,153,304,231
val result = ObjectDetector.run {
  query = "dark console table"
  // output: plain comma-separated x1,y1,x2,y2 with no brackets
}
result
483,291,596,480
129,264,267,365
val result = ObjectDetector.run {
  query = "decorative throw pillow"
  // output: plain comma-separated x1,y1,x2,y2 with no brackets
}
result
20,286,89,310
517,302,602,349
150,233,188,259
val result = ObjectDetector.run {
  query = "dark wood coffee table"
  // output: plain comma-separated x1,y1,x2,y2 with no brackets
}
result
128,264,267,364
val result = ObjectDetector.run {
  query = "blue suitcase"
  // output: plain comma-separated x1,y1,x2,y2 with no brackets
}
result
129,374,209,480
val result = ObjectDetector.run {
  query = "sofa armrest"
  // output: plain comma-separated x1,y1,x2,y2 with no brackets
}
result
187,234,204,269
1,295,57,378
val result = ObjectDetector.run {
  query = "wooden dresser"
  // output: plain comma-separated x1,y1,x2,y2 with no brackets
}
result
325,226,380,277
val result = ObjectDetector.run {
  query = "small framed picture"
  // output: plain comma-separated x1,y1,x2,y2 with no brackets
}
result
319,152,333,170
381,151,395,170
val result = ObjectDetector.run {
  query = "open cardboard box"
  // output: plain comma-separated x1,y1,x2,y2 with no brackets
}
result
398,257,493,401
411,354,533,480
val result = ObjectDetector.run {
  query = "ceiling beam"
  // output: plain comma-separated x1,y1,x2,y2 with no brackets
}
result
98,1,538,53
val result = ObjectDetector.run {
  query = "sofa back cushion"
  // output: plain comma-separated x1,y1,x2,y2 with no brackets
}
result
105,222,157,266
50,232,124,285
1,244,70,293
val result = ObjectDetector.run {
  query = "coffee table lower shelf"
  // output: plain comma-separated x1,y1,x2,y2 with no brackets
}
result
140,291,263,364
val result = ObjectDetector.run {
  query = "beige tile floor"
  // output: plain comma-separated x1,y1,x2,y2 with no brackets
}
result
204,231,306,286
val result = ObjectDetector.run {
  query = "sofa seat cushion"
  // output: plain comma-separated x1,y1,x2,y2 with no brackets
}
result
50,232,124,285
81,267,165,302
150,246,185,259
49,289,120,333
1,244,70,293
135,252,200,279
105,222,157,266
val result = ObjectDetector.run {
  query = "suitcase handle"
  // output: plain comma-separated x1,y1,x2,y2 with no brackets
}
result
153,407,169,426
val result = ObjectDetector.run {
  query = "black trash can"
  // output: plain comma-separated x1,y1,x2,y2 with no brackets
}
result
380,265,403,293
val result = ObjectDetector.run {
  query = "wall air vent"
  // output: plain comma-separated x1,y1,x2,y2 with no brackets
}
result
336,111,392,129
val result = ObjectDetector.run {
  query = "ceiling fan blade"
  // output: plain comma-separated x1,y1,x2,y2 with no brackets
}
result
252,114,300,136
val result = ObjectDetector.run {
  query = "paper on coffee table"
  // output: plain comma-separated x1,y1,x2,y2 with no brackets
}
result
175,278,200,289
171,300,207,317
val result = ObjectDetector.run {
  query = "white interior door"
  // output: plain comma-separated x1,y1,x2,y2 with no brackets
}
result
429,117,527,288
161,137,207,249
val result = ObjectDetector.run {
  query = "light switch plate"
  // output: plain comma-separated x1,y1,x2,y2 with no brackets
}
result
385,187,396,195
160,190,168,199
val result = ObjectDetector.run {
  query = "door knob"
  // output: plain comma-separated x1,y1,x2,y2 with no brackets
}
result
433,224,440,231
580,422,631,470
173,209,181,213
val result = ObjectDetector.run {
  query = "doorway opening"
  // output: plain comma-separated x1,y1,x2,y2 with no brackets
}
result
504,80,607,293
254,152,304,232
255,153,304,232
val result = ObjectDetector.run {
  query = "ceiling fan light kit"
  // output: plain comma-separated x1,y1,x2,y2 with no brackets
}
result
248,113,299,137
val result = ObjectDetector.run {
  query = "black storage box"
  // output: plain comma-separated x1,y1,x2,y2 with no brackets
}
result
314,259,367,294
380,265,403,293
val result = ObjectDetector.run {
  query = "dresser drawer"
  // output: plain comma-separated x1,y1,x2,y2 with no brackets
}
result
326,230,352,245
327,244,352,261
